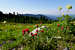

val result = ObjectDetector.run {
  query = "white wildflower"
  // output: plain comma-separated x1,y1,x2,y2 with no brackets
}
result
3,21,7,24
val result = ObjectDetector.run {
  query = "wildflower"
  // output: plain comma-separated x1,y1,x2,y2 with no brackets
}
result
30,32,32,34
62,13,64,16
22,28,29,36
3,21,7,24
57,24,60,27
25,28,29,32
2,41,6,44
31,34,34,37
31,33,34,37
22,29,25,36
41,30,44,32
41,26,46,28
61,26,64,31
0,44,2,47
36,29,38,32
34,33,37,36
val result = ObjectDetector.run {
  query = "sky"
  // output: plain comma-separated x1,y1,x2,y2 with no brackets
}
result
0,0,75,15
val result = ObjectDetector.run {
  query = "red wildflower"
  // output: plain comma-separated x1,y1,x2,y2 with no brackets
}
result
34,33,37,36
22,29,25,36
25,28,29,32
61,26,64,31
36,29,38,32
41,30,44,32
30,32,34,36
32,34,34,37
57,24,60,27
22,28,29,36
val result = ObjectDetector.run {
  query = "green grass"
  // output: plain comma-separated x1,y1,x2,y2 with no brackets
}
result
0,23,37,50
0,22,75,50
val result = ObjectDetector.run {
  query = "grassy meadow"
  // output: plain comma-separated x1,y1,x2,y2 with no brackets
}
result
0,16,75,50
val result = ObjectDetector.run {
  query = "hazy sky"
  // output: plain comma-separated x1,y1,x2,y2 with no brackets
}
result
0,0,75,15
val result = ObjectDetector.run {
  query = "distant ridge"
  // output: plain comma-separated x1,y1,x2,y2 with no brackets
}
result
20,14,58,20
20,14,75,20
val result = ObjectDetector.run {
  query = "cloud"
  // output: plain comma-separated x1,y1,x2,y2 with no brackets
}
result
21,9,60,15
1,8,75,15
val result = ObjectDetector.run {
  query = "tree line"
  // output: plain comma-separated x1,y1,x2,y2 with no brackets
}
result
0,11,55,24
